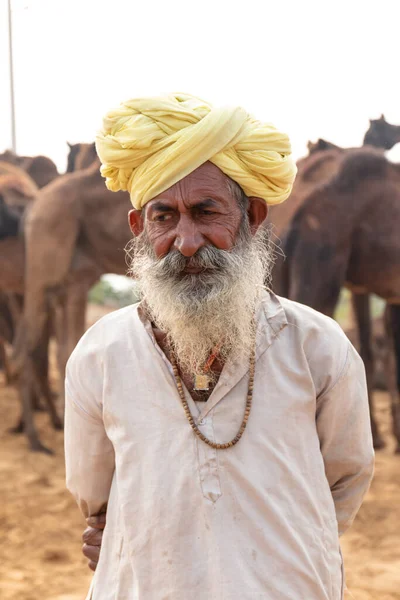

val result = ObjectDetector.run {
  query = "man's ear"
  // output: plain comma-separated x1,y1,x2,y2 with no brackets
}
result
247,197,268,234
128,209,144,236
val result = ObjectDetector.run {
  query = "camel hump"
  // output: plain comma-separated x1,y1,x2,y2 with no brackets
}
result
332,149,388,192
30,155,58,170
23,156,59,188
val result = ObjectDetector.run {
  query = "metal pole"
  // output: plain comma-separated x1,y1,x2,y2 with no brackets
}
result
8,0,17,152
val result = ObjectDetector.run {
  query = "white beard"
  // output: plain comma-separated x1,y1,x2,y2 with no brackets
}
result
128,223,273,375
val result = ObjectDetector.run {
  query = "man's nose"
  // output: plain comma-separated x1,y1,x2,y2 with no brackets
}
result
173,216,205,257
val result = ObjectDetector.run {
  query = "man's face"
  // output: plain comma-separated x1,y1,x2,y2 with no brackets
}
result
127,163,271,371
130,162,247,261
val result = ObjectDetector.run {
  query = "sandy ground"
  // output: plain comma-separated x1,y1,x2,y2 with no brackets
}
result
0,306,399,599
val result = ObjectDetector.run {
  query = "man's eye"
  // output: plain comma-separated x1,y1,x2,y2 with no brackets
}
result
200,210,216,216
154,214,172,222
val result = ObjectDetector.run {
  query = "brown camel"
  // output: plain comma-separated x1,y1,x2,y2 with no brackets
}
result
270,115,400,239
0,233,61,433
12,152,120,451
0,165,38,382
270,117,400,445
0,150,59,189
280,149,400,451
1,151,96,443
22,156,129,354
0,165,63,433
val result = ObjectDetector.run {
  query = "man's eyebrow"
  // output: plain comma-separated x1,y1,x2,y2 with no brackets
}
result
149,198,221,212
149,202,175,212
194,198,219,209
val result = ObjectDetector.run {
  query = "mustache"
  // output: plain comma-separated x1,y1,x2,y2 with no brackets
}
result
152,245,235,276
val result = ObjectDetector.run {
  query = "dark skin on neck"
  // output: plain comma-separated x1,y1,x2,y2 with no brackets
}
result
150,328,223,401
128,161,268,400
82,162,268,569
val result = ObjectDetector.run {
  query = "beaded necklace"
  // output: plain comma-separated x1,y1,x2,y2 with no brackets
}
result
170,346,256,450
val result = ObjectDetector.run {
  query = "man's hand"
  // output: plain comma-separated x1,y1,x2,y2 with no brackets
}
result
82,513,106,571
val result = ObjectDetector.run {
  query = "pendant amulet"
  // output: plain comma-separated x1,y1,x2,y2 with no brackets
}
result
193,374,210,391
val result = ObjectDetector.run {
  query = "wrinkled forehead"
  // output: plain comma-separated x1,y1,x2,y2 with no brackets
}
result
144,161,238,212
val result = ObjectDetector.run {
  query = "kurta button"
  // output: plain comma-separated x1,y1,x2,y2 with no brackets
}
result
198,419,206,426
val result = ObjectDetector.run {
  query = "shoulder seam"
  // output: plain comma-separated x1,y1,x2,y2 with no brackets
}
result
316,341,351,402
65,380,103,424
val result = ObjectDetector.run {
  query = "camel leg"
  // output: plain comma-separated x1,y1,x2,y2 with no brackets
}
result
32,392,45,412
6,292,23,326
9,306,62,434
17,358,53,455
10,314,56,452
10,365,61,436
9,416,24,434
17,189,81,453
0,294,17,384
48,276,91,423
9,390,47,435
15,285,59,452
8,390,45,434
0,340,13,384
66,282,89,356
351,293,384,449
56,281,91,411
387,305,400,453
50,292,68,410
35,310,63,430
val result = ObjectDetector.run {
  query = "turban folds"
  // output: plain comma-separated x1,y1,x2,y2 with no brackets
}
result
95,93,297,210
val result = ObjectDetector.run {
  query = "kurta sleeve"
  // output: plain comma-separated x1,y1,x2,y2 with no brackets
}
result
64,339,115,519
315,342,374,536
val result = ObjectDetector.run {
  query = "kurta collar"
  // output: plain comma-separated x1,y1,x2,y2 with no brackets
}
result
136,289,288,421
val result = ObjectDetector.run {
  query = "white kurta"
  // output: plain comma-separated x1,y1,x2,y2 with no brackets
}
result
65,292,374,600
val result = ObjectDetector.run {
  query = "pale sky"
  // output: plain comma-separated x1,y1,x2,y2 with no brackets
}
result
1,0,400,172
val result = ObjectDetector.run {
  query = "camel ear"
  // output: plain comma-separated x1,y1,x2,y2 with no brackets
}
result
307,141,312,150
380,114,386,121
67,141,72,148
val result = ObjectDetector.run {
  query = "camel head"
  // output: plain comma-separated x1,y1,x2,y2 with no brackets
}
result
364,114,400,150
66,142,98,172
307,139,343,155
66,142,82,173
307,140,320,154
0,162,38,210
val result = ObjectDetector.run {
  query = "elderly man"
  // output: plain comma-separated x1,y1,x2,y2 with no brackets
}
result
65,94,374,600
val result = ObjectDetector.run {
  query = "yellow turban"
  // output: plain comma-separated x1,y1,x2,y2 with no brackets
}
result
95,93,297,210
